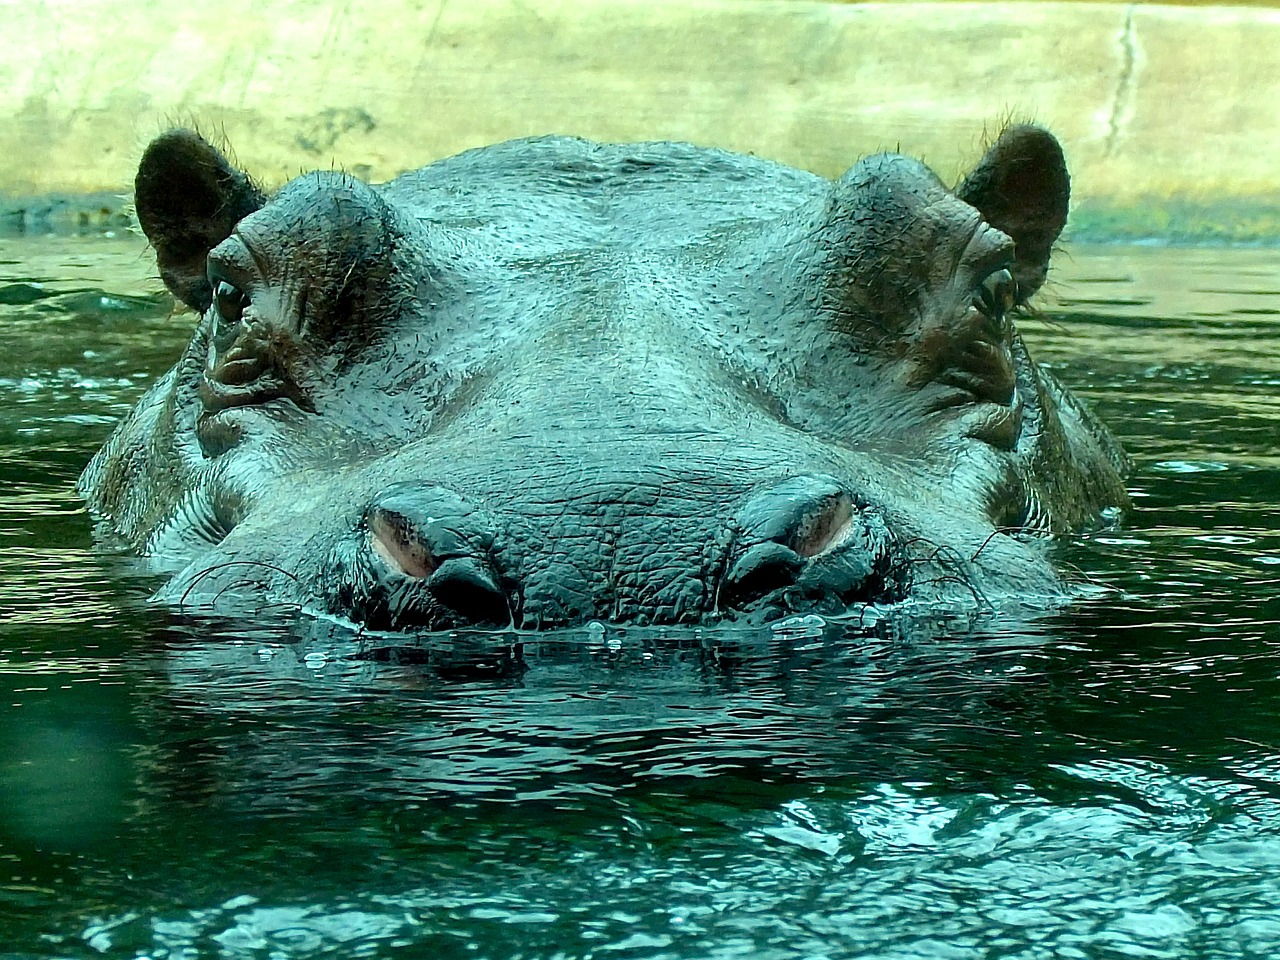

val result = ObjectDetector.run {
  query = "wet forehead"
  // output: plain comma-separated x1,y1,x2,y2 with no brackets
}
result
376,136,831,254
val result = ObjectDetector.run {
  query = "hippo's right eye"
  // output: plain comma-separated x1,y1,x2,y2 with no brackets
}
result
974,268,1017,330
211,280,249,349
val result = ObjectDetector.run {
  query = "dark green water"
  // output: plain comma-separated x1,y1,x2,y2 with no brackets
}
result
2,235,1278,959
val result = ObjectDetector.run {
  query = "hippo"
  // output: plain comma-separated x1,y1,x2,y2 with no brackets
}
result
79,125,1128,631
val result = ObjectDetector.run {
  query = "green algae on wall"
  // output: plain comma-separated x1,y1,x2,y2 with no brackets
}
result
1069,198,1280,245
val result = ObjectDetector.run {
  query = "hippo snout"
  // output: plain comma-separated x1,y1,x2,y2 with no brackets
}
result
331,476,903,630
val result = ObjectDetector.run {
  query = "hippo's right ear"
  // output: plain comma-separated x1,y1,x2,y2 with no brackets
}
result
955,124,1069,301
134,129,265,312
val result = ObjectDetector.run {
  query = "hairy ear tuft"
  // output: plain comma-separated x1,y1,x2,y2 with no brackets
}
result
956,124,1069,300
135,129,265,311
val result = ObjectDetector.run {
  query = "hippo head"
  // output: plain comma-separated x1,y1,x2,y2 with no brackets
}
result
81,125,1127,630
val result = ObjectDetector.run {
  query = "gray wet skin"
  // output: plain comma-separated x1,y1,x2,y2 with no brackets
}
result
79,125,1129,630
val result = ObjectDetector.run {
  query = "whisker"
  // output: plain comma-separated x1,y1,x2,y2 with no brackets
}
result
970,529,1007,562
178,560,300,607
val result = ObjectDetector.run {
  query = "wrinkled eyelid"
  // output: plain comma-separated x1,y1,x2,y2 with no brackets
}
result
969,223,1016,278
206,235,257,287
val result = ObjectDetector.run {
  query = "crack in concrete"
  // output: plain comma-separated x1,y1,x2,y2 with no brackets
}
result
1104,5,1137,157
411,0,450,89
426,0,449,45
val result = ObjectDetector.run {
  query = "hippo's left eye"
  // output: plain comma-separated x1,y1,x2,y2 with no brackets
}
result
211,280,249,352
974,268,1017,329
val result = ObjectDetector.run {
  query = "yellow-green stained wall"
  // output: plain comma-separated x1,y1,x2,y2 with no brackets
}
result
1,0,1277,209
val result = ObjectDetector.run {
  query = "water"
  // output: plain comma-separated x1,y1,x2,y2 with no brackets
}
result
2,234,1279,959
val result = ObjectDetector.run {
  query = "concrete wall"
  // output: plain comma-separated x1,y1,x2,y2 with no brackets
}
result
2,0,1278,238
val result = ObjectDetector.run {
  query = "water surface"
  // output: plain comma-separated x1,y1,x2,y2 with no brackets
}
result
2,235,1278,958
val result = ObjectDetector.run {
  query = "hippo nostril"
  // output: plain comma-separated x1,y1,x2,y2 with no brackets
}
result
735,476,857,557
724,476,900,613
722,541,805,605
791,493,854,558
360,487,511,628
428,557,509,625
368,508,436,578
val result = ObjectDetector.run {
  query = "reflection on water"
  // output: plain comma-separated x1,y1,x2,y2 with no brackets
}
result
1,235,1279,958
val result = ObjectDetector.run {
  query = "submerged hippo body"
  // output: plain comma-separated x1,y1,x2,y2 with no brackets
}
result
80,125,1128,630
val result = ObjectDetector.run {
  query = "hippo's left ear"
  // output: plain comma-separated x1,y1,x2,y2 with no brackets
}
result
955,125,1069,300
135,129,266,312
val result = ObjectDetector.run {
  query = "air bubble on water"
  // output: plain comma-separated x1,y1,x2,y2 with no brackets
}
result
256,647,277,661
303,651,328,669
585,620,606,643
